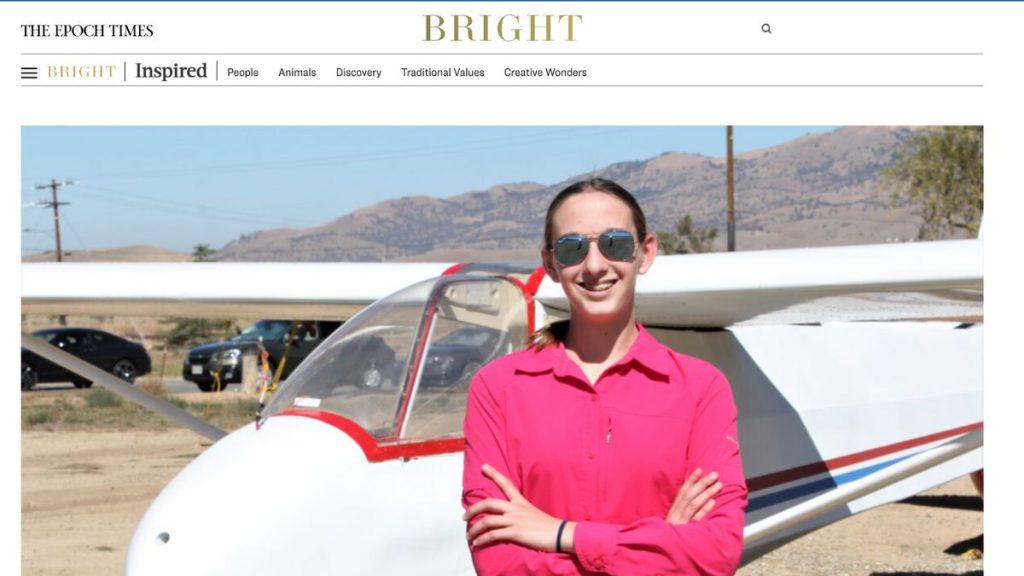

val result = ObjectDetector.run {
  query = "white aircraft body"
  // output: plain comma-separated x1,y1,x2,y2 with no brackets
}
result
20,239,983,575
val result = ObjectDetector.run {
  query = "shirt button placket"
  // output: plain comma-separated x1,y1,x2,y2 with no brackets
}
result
589,394,599,454
581,389,600,521
590,392,603,520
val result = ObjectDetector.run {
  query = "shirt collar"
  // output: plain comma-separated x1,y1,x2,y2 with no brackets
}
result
514,323,673,380
616,323,674,378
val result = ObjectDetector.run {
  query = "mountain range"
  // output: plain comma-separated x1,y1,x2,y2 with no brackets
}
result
216,126,922,262
24,126,926,263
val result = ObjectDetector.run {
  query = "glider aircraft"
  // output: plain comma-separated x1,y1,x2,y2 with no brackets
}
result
21,237,983,574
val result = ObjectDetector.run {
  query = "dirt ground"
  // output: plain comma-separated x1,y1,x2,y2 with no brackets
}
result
20,428,983,576
736,477,983,576
21,429,209,576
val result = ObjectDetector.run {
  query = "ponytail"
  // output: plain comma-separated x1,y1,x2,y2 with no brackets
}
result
528,320,570,350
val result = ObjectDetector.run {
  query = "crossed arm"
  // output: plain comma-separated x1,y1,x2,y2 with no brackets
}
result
461,370,747,575
465,464,722,553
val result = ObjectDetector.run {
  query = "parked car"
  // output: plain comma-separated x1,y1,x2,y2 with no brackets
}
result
182,320,341,392
297,324,504,395
420,325,503,388
319,332,401,391
22,327,152,391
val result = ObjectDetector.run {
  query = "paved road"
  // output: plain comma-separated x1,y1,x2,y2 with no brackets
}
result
151,378,245,394
165,378,204,394
24,378,236,395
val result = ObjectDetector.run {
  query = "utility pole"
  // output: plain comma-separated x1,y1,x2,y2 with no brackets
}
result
34,178,74,262
726,126,736,252
34,178,74,326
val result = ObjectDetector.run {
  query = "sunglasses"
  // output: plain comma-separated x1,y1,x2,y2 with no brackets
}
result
550,229,638,267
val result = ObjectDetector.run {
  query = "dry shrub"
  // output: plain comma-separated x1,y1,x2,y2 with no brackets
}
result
137,378,168,397
85,388,122,408
26,409,54,426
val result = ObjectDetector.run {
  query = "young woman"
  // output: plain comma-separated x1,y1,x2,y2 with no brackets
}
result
462,178,747,575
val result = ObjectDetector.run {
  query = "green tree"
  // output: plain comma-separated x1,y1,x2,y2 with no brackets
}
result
172,241,224,348
657,214,719,255
192,243,217,262
161,317,234,348
883,126,983,240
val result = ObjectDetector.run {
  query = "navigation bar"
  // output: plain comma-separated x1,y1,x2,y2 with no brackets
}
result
20,53,983,87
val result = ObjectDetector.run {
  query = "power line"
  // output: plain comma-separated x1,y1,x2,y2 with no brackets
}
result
61,213,88,253
74,183,318,228
22,127,628,185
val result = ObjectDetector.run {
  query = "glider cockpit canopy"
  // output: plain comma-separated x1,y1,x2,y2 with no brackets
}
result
264,273,531,451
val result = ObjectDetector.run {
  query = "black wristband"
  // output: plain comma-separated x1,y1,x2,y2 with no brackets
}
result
555,519,569,554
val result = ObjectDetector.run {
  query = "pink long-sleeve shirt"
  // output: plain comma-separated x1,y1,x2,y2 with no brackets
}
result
462,324,747,575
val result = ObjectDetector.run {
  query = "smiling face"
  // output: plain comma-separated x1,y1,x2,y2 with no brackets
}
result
542,190,657,327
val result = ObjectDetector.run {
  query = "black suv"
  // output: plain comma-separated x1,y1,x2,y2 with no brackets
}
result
182,320,341,392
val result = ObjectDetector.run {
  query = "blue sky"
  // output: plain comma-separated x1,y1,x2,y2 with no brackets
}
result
21,126,835,255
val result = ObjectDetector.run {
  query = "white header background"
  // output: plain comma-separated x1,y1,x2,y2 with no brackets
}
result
4,2,1021,573
2,2,1012,124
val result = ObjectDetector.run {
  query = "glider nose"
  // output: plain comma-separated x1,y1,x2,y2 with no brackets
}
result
125,416,366,575
125,414,472,575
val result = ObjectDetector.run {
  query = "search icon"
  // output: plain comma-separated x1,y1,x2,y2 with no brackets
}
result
762,23,772,34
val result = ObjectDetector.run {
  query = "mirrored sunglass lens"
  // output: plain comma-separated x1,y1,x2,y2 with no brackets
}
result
554,236,587,265
599,231,636,261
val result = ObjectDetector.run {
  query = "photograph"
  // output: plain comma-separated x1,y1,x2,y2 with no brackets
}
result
20,125,983,576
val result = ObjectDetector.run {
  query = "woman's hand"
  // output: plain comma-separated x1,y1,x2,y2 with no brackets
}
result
666,468,721,524
463,464,569,552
